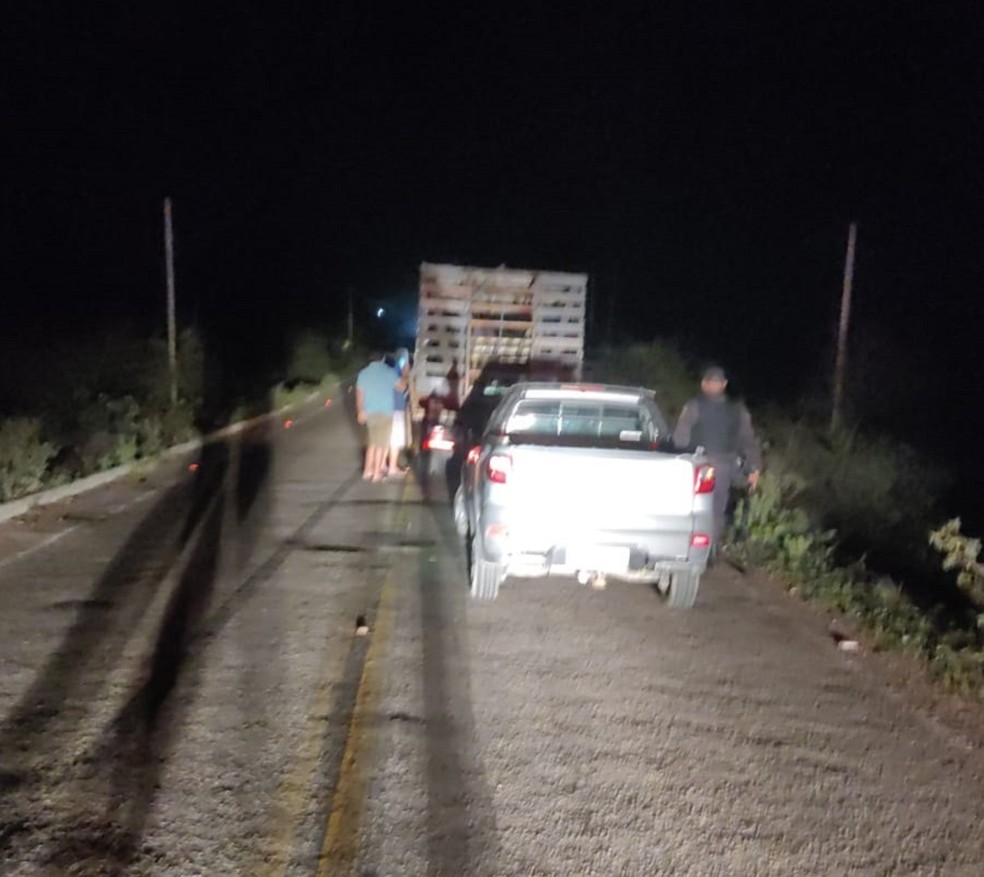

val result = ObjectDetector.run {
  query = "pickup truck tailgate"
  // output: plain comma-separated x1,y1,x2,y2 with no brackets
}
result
498,445,697,554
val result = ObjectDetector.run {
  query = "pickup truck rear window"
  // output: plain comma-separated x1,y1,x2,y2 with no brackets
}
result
504,400,663,445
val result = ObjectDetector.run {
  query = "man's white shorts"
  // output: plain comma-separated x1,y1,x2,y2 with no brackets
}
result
391,411,407,448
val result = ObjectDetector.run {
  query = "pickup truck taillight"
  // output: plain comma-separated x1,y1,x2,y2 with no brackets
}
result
487,453,512,484
694,464,716,495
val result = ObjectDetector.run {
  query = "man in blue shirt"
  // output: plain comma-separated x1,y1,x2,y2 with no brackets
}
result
355,354,402,481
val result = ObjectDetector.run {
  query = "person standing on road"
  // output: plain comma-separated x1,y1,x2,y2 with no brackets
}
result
444,359,461,411
355,354,402,482
673,365,762,547
387,348,411,477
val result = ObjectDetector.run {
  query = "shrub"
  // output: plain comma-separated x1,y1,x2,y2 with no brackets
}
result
0,418,55,502
146,327,205,411
594,340,696,418
331,339,370,379
930,519,984,624
273,381,319,411
731,466,835,580
159,399,198,447
75,393,198,471
286,329,334,384
96,434,139,472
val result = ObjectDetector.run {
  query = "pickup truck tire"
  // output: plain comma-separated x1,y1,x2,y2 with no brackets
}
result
469,533,502,601
666,569,700,609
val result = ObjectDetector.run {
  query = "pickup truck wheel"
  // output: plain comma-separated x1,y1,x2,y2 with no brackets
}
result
469,533,502,601
666,569,700,609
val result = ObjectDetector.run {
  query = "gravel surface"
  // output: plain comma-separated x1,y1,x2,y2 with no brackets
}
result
2,401,984,876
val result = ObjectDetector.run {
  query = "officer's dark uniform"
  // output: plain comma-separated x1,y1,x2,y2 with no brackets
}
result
673,371,762,546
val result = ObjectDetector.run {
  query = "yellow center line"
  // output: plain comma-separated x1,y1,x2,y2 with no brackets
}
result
318,473,415,874
315,567,395,875
262,475,413,877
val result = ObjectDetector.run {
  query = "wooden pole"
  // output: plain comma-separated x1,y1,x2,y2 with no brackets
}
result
164,197,178,406
831,221,857,432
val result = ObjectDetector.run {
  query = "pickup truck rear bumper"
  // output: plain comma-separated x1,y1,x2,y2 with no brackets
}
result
485,538,710,582
508,553,707,583
477,506,712,568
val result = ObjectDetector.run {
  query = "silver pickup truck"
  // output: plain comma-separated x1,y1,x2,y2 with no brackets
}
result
453,383,715,608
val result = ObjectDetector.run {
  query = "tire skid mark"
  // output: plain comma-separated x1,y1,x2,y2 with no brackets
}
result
0,481,195,770
0,464,360,872
195,471,363,643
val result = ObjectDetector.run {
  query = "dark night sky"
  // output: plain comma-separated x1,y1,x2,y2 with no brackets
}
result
4,2,983,490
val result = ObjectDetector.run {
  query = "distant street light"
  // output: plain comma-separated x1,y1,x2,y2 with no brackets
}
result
376,307,385,318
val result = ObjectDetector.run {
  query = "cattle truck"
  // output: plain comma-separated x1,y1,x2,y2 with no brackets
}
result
411,262,588,416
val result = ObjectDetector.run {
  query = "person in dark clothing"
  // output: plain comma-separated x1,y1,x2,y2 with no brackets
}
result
673,365,762,546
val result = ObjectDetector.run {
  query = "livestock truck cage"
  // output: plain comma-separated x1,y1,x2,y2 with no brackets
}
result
412,263,587,413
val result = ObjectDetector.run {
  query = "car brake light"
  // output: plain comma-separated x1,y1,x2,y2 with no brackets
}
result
466,445,481,465
424,436,455,452
487,453,512,484
691,533,711,548
423,428,455,452
694,464,716,494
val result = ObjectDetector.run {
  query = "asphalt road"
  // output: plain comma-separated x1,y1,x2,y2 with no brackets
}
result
2,397,984,876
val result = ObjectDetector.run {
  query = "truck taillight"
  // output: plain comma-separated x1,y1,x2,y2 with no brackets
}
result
466,445,481,465
694,464,716,495
691,533,711,548
487,453,512,484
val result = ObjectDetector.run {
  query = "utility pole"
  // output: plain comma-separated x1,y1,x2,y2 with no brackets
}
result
163,197,178,406
831,221,857,432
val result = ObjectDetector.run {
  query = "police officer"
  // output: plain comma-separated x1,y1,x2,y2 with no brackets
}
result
673,365,762,547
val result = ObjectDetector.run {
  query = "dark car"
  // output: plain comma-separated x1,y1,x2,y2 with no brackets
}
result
420,359,580,481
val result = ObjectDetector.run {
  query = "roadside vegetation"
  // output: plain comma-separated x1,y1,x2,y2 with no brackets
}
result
6,326,982,697
0,326,363,504
597,339,984,700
